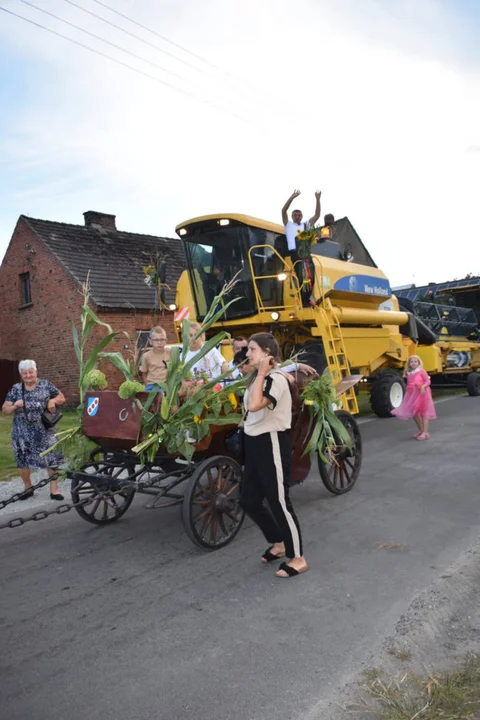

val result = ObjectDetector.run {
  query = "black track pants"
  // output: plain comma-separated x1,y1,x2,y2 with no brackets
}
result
241,430,303,559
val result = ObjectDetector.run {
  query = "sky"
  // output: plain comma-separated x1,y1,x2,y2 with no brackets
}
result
0,0,479,287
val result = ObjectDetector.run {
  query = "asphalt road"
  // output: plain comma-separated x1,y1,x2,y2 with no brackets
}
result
1,395,479,720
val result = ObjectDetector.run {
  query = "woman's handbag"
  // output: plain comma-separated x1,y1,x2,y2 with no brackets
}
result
41,407,63,429
225,410,248,464
22,383,63,429
225,426,245,464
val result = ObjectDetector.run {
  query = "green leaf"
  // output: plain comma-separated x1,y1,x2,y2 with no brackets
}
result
72,322,81,365
83,305,114,334
99,352,134,381
181,318,191,360
201,416,241,426
80,332,119,382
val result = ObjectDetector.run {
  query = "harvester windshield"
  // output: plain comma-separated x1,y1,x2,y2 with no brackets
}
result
177,216,285,321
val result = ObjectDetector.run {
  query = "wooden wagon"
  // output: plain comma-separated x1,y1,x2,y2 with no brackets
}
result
67,378,362,550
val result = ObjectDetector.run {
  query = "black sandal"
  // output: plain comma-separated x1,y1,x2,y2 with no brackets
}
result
261,546,285,563
276,561,309,578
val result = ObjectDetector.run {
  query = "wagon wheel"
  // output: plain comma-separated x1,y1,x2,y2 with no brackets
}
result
71,459,136,525
182,455,244,550
318,410,362,495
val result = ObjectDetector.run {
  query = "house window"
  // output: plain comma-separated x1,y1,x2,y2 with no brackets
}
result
20,273,32,305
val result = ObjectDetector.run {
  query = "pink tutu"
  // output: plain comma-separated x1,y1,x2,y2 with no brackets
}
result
392,369,436,420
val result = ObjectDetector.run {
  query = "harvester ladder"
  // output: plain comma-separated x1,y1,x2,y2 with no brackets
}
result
317,297,359,414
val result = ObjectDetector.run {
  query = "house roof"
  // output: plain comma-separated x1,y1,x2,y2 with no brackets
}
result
22,215,186,309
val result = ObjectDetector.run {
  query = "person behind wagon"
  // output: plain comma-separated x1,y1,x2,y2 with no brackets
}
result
2,360,66,500
229,335,317,382
184,322,230,380
391,355,436,440
140,326,171,392
241,332,308,579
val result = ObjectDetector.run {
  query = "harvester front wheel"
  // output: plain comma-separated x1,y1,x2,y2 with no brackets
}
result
466,372,480,396
370,371,405,418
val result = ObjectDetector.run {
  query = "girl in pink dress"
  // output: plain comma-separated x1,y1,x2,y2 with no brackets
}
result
392,355,436,440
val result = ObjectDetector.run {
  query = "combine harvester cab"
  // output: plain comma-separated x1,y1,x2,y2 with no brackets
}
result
174,214,479,416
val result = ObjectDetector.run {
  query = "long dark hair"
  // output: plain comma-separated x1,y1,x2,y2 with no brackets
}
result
246,332,280,388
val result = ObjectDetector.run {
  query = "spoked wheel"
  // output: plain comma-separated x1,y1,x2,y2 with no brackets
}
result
182,455,244,550
71,458,136,525
318,410,362,495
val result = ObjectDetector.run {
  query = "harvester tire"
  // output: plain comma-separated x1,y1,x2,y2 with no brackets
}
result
370,371,405,418
466,372,480,397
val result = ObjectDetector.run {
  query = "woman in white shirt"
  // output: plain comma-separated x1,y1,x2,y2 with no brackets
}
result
184,322,229,380
241,332,308,578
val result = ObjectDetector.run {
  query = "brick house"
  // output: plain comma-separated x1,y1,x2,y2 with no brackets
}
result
0,211,185,404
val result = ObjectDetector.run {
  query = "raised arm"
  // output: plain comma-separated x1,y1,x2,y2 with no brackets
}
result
281,189,301,225
309,190,321,225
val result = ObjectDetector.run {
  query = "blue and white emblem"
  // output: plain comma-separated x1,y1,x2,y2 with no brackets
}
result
87,396,100,417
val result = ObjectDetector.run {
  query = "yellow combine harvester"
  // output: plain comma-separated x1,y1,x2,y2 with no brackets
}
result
174,214,480,416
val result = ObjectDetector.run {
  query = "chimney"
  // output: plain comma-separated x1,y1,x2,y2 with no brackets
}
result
83,210,117,230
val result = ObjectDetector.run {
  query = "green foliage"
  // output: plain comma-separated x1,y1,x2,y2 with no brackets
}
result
132,279,247,462
301,374,352,461
72,278,123,406
84,369,108,390
118,381,145,399
99,348,138,383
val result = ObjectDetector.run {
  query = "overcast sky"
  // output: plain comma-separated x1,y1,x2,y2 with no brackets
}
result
0,0,479,287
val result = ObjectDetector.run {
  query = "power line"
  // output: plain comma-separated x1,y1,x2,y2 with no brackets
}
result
18,0,188,84
92,0,282,105
61,0,280,112
0,6,258,127
60,0,202,74
92,0,225,73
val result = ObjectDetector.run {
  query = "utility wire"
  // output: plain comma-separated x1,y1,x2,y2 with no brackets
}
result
18,0,188,84
0,6,258,127
92,0,282,105
92,0,225,72
60,0,202,73
62,0,280,112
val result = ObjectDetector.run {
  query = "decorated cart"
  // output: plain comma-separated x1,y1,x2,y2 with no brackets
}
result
56,277,362,550
67,376,362,550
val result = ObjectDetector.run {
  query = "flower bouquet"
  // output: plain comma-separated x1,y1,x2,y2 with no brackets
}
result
296,227,320,295
142,255,172,312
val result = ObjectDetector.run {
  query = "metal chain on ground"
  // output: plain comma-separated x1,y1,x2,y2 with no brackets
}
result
0,473,59,511
0,461,184,530
0,483,134,531
0,495,94,530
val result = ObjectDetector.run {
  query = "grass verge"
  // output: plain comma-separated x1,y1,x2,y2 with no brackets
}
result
352,654,480,719
0,410,80,482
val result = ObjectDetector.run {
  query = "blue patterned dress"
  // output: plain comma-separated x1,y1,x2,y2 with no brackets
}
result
5,380,63,469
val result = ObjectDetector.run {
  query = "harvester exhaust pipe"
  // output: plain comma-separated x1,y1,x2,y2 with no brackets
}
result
331,306,410,326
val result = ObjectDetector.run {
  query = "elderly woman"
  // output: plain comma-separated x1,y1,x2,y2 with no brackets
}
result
2,360,66,500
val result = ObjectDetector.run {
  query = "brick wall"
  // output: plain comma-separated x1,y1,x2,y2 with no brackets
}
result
0,218,177,405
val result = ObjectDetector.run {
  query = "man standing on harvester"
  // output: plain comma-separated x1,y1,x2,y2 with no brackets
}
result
281,189,321,306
